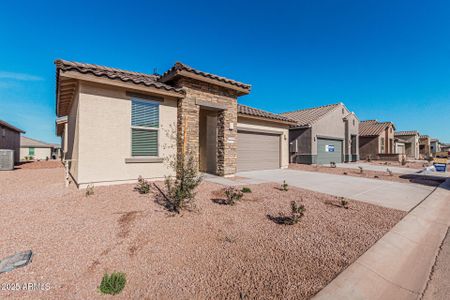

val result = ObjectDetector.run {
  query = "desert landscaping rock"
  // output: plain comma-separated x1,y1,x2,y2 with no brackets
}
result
0,250,33,274
0,162,405,299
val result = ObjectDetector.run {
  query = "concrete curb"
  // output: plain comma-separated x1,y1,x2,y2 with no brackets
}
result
314,178,450,300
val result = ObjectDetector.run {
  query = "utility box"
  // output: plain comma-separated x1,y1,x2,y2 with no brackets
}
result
0,149,14,171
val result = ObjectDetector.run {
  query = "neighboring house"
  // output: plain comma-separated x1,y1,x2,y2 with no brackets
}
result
358,120,396,160
20,136,61,160
441,143,450,153
419,135,431,158
430,138,441,155
0,120,25,164
55,60,296,188
394,131,420,159
281,103,359,165
56,116,68,160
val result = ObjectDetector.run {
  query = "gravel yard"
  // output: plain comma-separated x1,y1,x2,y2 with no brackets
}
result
0,163,406,299
289,163,442,186
365,160,430,169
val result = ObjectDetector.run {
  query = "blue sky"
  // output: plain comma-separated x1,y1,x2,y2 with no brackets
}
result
1,0,449,144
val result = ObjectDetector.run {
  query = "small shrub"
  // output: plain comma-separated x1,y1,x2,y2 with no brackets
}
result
164,154,202,213
358,166,364,174
268,201,305,225
99,272,126,295
224,187,243,205
386,168,393,176
85,184,94,197
330,162,336,168
343,172,348,175
281,180,289,191
241,187,252,193
339,197,349,209
374,175,379,178
367,155,372,162
134,176,151,194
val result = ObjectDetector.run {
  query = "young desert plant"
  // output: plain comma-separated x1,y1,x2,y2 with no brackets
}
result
281,180,289,191
224,186,244,205
99,272,126,295
241,187,252,193
269,201,305,225
330,162,336,168
386,168,393,176
164,153,202,213
85,184,94,197
401,157,407,166
358,166,364,174
339,197,349,209
134,176,151,194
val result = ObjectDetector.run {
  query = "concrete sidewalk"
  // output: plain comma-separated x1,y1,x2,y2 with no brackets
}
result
314,179,450,300
335,162,422,175
236,169,435,211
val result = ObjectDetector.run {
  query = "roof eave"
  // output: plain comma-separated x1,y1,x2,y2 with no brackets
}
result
238,113,296,126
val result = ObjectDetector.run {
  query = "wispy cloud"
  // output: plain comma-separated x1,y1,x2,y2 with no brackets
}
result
0,71,43,81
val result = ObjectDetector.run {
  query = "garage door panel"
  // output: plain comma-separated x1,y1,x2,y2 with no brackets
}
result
237,131,280,172
317,138,343,164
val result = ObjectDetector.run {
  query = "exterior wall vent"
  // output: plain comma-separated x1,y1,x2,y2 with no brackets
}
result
289,140,298,153
0,149,14,171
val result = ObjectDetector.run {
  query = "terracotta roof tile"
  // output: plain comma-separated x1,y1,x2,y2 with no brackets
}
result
238,104,296,124
55,60,184,94
160,62,251,91
395,130,419,136
0,120,25,133
280,103,341,127
359,120,394,137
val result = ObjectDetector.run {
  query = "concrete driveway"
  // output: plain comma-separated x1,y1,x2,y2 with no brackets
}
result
236,169,435,211
335,162,422,174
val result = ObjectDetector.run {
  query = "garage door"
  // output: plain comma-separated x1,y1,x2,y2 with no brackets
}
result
317,138,343,164
237,131,280,172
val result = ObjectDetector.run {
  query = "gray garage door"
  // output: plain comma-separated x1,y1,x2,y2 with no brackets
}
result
237,131,280,172
317,138,343,164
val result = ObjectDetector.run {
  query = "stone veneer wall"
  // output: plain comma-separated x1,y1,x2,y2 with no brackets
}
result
173,77,239,176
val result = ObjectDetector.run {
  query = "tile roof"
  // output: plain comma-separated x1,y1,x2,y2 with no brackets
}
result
55,59,184,94
359,120,394,137
160,62,251,91
395,130,419,136
280,103,341,127
0,120,25,133
420,135,430,139
238,104,296,124
20,136,55,148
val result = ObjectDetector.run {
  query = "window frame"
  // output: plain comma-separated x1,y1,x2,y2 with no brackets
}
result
29,147,35,156
130,97,160,157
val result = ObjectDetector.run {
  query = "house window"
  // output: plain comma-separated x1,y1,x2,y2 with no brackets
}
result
380,137,385,153
1,128,5,137
131,98,159,157
352,119,355,126
29,147,35,156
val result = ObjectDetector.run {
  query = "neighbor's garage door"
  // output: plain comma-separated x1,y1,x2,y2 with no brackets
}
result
317,138,343,164
237,131,280,172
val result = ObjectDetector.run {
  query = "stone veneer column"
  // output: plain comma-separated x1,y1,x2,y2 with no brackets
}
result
175,78,238,176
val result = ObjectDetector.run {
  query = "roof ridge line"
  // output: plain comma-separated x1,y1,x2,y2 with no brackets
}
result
280,102,341,115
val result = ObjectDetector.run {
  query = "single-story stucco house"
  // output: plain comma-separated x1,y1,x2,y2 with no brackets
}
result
394,131,420,160
359,120,397,160
0,119,25,164
55,60,296,188
430,138,441,156
20,136,61,161
281,103,359,165
419,135,432,158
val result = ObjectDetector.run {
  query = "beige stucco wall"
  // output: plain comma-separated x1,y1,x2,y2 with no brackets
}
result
66,88,80,183
20,147,52,160
312,104,348,155
237,117,290,168
72,82,177,187
0,126,21,163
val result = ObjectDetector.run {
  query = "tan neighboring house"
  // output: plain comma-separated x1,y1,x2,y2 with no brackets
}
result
419,135,431,158
0,120,25,164
281,103,359,165
20,136,61,161
394,131,420,160
55,60,296,188
359,120,397,160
